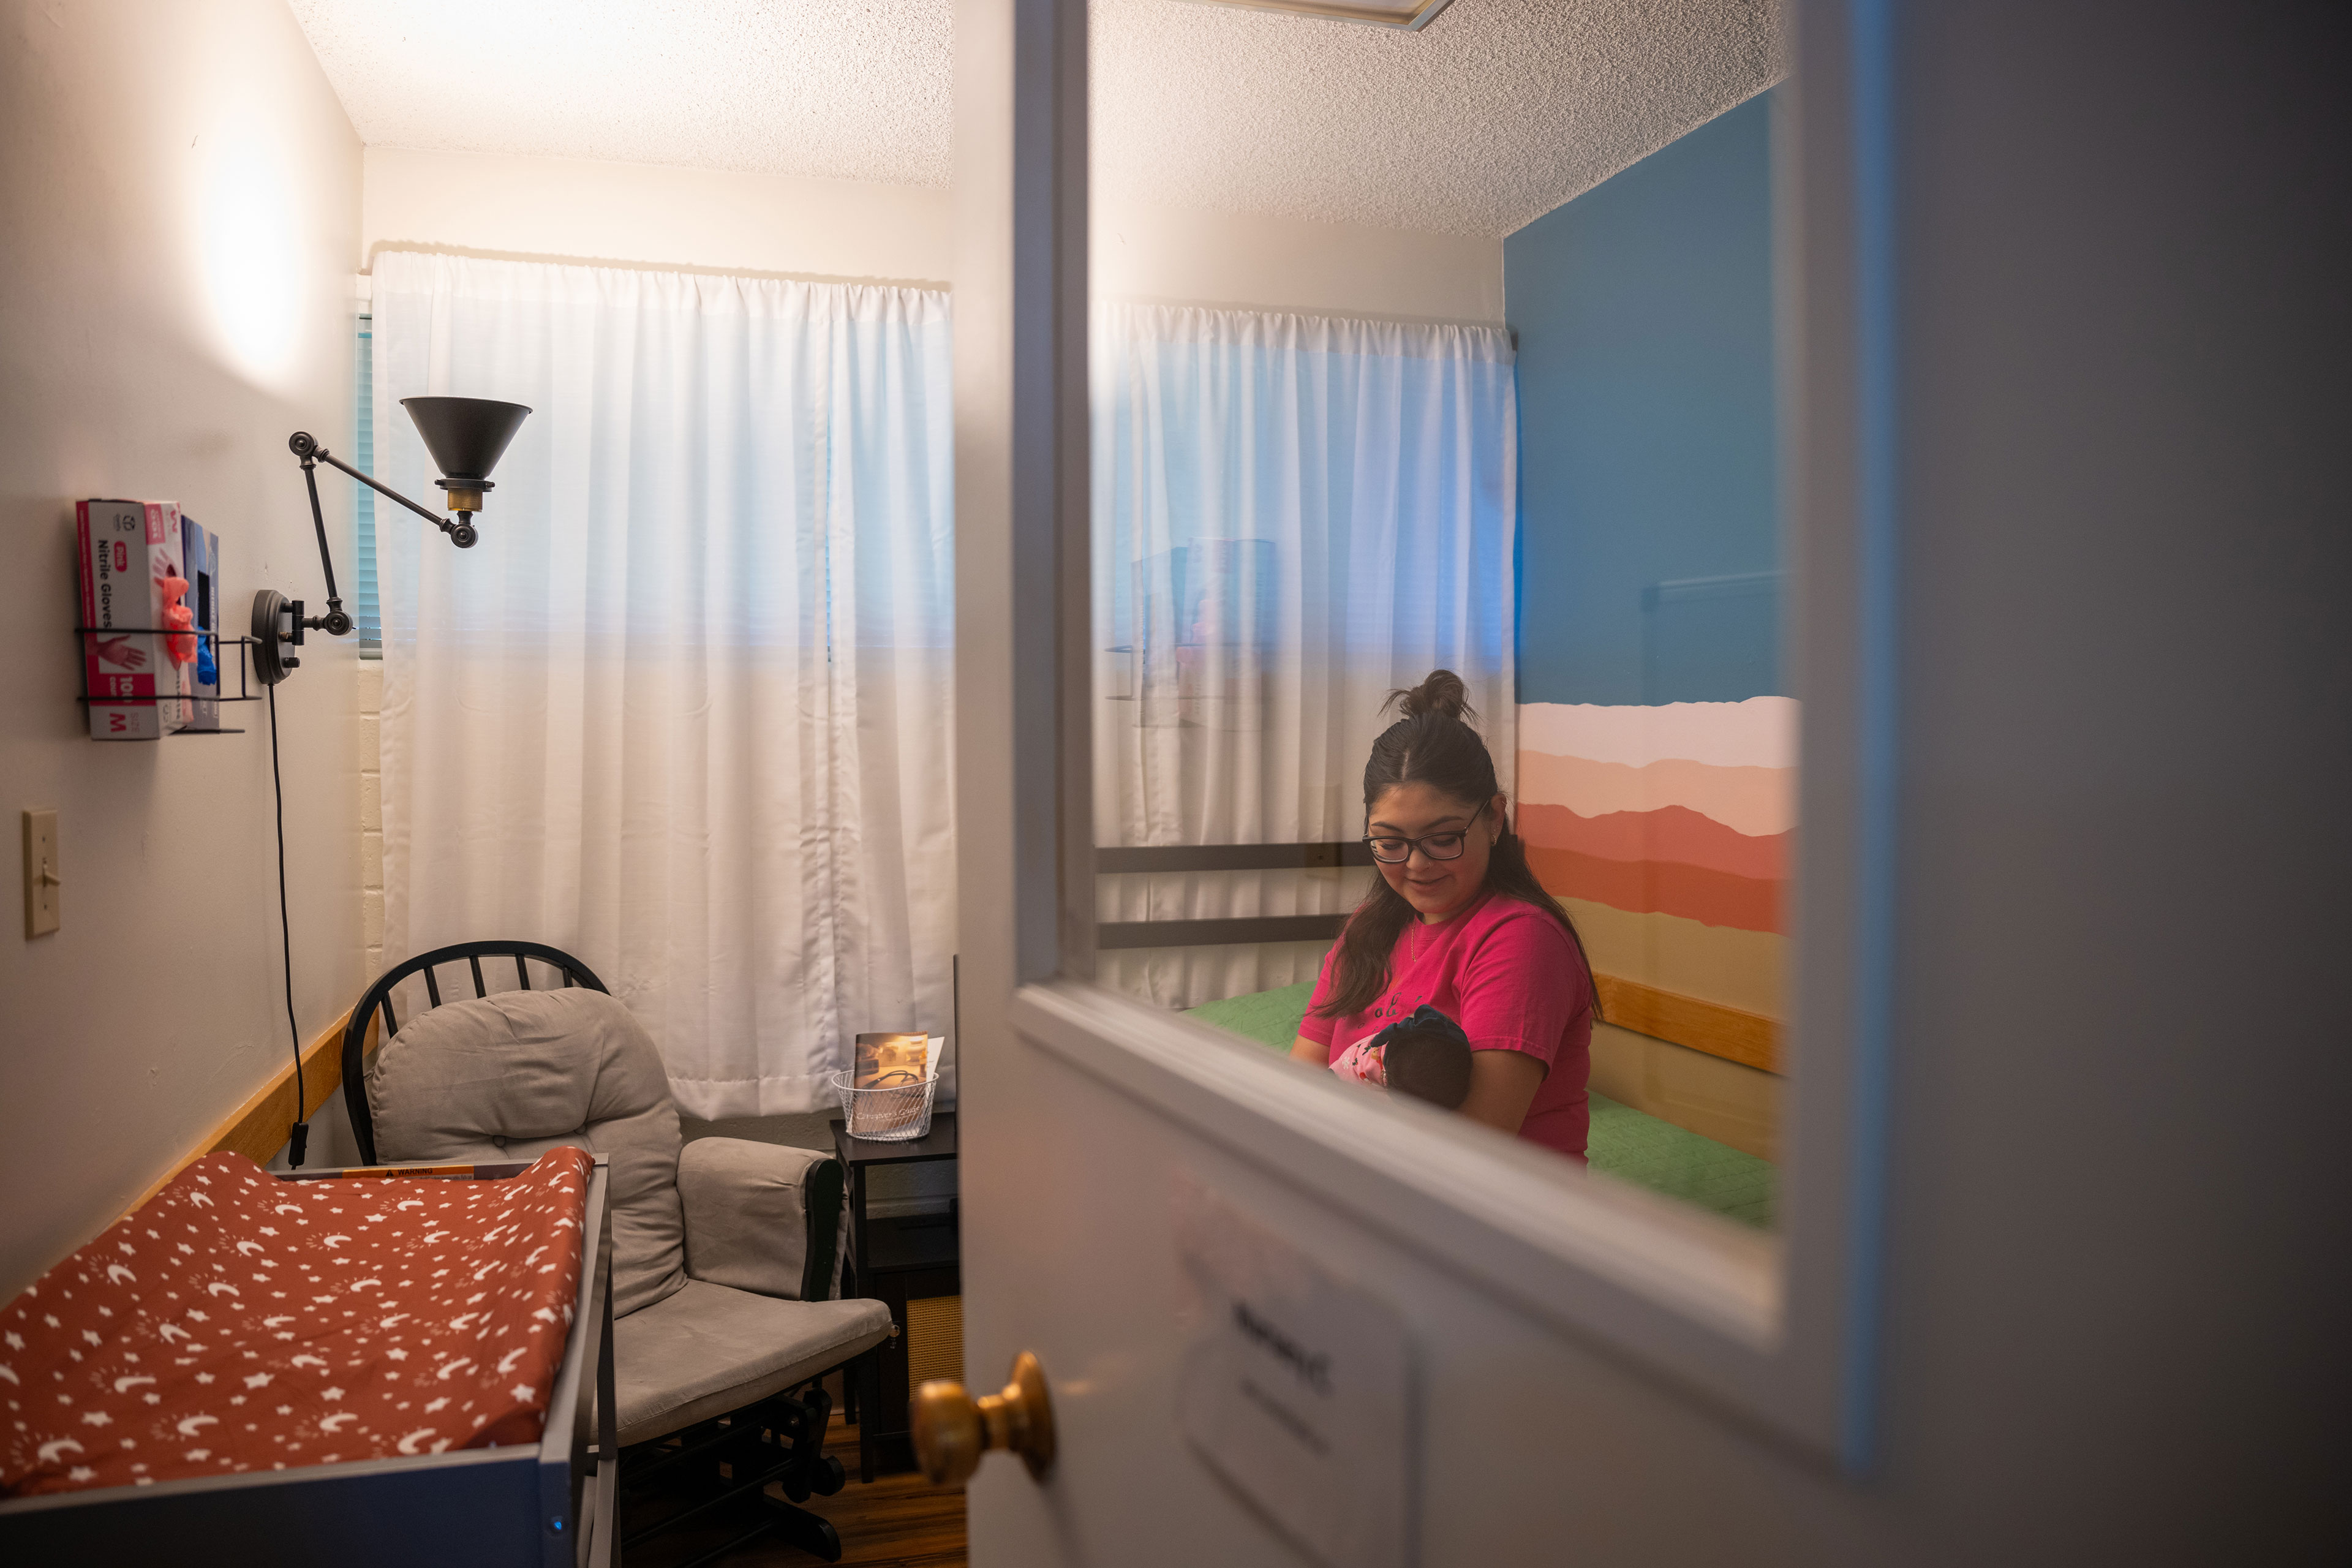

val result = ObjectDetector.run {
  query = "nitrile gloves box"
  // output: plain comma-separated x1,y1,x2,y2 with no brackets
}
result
77,499,190,740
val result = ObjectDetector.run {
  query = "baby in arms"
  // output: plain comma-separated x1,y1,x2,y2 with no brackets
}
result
1329,1005,1474,1111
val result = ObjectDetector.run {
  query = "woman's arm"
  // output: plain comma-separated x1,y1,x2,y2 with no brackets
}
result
1292,941,1342,1068
1457,1047,1547,1135
1447,910,1585,1137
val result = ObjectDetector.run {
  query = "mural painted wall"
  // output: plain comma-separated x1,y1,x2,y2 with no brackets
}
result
1506,89,1787,1023
1519,697,1791,1019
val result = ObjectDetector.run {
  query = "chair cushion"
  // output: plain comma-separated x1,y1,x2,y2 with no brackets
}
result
677,1138,845,1302
609,1280,893,1447
367,987,688,1317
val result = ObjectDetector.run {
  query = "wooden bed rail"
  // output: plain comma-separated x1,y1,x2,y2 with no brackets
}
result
1592,974,1779,1074
127,1006,379,1213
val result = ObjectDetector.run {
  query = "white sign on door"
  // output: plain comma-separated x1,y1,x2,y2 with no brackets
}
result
1173,1174,1415,1568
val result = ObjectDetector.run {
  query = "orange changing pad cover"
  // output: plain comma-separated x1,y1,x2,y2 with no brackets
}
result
2,1145,590,1497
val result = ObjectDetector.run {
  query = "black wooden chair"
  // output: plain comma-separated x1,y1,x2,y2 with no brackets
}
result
340,939,607,1166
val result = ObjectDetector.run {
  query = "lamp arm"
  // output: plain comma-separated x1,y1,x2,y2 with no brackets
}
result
295,448,344,603
285,431,478,642
283,439,352,639
302,440,448,533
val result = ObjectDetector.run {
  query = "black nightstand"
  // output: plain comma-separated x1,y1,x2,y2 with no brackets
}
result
830,1111,959,1481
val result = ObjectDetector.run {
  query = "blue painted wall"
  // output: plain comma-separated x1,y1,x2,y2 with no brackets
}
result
1508,89,1782,706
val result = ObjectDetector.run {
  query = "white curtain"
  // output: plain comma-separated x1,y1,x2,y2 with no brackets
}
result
1090,303,1518,1008
372,252,956,1118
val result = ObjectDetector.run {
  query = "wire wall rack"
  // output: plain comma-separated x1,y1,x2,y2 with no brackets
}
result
74,625,262,736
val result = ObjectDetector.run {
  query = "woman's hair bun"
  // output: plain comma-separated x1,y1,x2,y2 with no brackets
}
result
1384,669,1476,725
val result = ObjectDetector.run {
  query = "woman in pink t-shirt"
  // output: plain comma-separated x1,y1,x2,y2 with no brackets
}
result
1289,671,1599,1161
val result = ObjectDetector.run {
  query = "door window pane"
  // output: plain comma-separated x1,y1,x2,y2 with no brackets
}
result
1087,2,1789,1222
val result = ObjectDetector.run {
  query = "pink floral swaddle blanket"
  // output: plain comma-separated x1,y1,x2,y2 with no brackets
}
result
1327,1005,1476,1110
1328,1031,1392,1088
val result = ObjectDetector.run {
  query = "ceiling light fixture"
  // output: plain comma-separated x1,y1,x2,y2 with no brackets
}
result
1177,0,1454,29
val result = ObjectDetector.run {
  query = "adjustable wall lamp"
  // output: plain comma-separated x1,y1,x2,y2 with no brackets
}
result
251,395,530,684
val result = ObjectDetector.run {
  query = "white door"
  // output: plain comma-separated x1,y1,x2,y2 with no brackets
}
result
941,2,2348,1564
942,2,1885,1564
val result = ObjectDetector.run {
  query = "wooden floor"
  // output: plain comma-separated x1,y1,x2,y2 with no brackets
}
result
620,1411,967,1568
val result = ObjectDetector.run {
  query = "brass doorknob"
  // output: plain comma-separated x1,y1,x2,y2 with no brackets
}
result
912,1350,1055,1485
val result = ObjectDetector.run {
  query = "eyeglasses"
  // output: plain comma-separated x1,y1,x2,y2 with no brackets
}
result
1363,801,1488,864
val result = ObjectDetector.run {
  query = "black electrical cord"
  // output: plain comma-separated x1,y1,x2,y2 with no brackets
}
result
268,680,309,1168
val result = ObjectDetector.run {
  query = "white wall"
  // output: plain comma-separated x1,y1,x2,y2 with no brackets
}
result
363,146,954,286
1093,201,1501,324
0,0,364,1300
363,146,1499,324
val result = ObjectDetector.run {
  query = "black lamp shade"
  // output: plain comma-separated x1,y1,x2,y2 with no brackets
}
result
401,396,531,486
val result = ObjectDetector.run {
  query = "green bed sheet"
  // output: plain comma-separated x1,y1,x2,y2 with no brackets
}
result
1182,981,1776,1229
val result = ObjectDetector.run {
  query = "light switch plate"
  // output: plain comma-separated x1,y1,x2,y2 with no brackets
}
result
23,809,59,937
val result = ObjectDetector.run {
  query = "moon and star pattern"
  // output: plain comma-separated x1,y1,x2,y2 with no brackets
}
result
1,1146,588,1497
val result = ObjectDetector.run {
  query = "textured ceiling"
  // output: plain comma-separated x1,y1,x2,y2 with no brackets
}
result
287,1,957,189
289,0,1783,236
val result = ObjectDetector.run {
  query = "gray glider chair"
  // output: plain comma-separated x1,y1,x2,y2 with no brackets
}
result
339,941,892,1563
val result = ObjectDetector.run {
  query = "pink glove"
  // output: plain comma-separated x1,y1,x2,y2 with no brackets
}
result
157,575,196,665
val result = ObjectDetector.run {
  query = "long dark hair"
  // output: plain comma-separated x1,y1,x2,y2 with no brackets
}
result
1312,670,1599,1023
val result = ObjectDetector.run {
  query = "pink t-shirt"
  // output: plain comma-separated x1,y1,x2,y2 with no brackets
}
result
1299,892,1594,1161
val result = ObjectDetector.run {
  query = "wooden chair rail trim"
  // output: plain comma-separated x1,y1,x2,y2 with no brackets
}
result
1593,973,1780,1074
126,1007,379,1215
